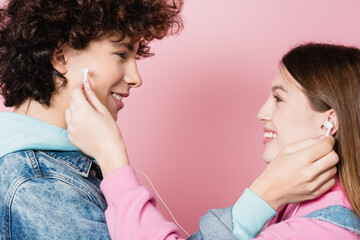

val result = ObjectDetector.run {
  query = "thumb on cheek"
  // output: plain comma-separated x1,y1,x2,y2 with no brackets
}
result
84,79,106,113
84,77,92,90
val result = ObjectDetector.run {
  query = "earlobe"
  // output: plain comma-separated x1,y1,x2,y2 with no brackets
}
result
51,44,68,75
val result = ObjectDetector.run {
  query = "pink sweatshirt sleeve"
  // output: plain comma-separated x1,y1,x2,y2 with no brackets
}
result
100,166,185,240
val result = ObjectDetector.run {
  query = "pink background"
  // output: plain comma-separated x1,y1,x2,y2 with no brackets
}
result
1,0,360,236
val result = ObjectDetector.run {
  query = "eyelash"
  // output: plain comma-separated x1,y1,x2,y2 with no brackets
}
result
116,52,127,59
273,95,283,103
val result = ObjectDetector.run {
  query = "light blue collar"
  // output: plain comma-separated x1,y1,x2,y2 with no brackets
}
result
0,112,80,158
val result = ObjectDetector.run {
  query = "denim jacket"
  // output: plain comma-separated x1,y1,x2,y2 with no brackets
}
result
0,112,111,239
188,205,360,240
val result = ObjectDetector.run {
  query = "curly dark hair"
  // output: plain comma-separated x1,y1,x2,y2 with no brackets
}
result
0,0,183,107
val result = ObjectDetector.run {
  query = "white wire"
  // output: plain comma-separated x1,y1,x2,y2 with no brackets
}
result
134,167,190,237
291,203,300,218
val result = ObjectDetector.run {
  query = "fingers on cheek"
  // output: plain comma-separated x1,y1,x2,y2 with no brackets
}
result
329,151,339,164
66,125,75,143
69,98,78,112
65,109,79,134
65,108,71,124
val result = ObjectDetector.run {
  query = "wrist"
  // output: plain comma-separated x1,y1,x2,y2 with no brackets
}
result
249,177,283,211
96,145,130,177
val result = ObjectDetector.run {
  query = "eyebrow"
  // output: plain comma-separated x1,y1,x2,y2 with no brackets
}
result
271,85,288,94
112,42,134,51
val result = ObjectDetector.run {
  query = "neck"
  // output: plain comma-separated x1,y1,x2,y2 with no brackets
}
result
14,92,70,129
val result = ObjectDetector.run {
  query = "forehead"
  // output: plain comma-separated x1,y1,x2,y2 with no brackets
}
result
271,68,317,110
86,35,139,52
271,67,302,92
110,36,140,49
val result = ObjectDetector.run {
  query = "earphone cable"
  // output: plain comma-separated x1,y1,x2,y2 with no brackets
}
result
291,203,300,218
134,167,190,237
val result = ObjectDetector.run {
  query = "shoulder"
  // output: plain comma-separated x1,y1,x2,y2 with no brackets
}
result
0,150,102,209
6,168,109,239
0,150,109,238
261,182,358,239
258,216,357,240
0,150,74,189
0,150,94,182
0,151,38,192
277,180,351,221
8,177,110,239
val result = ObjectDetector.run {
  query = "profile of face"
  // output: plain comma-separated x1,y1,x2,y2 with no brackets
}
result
54,36,142,120
257,67,333,163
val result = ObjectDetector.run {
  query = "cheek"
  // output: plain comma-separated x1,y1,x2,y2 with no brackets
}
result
274,110,319,148
89,64,121,98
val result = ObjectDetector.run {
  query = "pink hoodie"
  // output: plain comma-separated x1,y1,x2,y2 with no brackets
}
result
255,176,357,239
100,166,357,239
100,166,183,239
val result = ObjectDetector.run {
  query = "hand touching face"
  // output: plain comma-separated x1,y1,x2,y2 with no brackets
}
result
61,36,142,120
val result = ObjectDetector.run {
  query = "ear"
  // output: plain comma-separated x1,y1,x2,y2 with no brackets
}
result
321,109,338,136
51,43,68,75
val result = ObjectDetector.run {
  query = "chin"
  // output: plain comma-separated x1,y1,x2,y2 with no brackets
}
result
108,107,119,121
112,113,118,121
263,158,271,164
262,151,276,164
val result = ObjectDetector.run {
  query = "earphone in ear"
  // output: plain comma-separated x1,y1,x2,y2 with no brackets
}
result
323,120,334,136
82,68,90,84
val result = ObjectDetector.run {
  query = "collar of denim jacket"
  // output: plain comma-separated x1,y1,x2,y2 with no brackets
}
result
0,112,80,158
36,150,95,177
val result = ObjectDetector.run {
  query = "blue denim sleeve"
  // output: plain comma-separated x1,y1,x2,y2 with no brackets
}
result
187,230,204,240
232,188,276,240
8,177,111,240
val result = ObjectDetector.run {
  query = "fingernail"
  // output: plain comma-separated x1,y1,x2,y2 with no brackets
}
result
85,79,92,89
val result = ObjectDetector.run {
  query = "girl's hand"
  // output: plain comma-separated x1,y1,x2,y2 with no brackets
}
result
249,136,338,210
65,80,130,177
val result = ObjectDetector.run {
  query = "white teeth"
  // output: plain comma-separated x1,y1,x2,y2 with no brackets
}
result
111,92,123,101
264,132,277,138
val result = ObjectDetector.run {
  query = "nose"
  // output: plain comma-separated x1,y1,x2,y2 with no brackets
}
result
124,59,142,88
257,97,272,123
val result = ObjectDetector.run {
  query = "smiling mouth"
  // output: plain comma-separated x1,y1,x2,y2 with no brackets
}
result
263,129,277,145
111,92,123,102
264,132,277,138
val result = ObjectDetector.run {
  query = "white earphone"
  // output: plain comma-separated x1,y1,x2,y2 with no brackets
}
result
323,120,334,136
82,68,90,84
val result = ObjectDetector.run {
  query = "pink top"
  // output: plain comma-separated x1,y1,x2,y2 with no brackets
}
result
256,176,356,239
100,166,183,240
100,166,356,239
